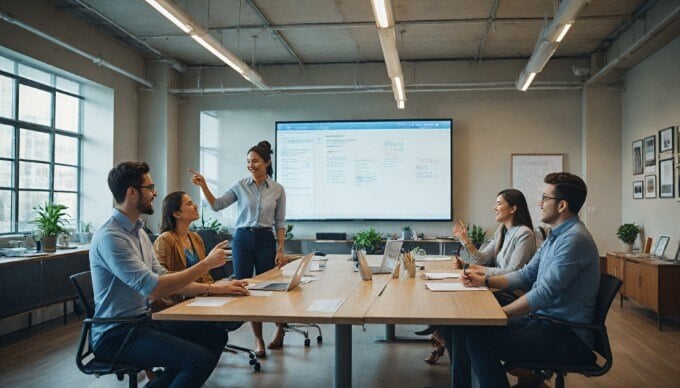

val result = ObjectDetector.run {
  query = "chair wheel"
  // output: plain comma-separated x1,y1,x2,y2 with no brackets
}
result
304,338,311,347
249,359,257,365
317,335,323,343
253,363,261,372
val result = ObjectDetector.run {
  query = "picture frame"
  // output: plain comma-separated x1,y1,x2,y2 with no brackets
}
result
633,181,643,199
676,126,680,154
659,126,673,153
645,174,656,198
674,242,680,262
653,235,670,258
643,135,656,170
659,158,674,198
632,139,643,175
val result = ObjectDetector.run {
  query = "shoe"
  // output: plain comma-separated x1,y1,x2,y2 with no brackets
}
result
267,335,284,349
254,349,267,358
424,345,445,364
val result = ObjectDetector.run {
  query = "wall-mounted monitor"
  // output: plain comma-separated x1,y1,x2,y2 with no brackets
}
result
275,119,452,221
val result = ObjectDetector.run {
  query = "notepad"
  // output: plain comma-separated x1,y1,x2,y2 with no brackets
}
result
420,272,461,280
425,283,487,292
307,298,345,312
248,290,273,297
416,255,452,261
187,297,234,307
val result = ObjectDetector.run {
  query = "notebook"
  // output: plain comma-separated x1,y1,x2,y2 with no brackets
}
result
248,253,314,291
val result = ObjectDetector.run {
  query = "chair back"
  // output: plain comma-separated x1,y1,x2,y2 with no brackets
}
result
590,273,622,375
70,271,96,318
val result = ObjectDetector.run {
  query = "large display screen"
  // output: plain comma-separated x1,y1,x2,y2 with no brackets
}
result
275,119,452,220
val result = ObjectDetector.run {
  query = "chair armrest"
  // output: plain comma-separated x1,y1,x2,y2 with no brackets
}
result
84,316,148,325
534,313,602,331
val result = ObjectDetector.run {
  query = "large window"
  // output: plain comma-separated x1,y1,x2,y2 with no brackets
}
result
0,56,82,234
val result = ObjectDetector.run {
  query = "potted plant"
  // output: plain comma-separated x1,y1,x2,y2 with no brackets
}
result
284,224,302,254
467,224,487,248
30,202,69,252
353,227,383,254
617,223,640,253
400,225,412,240
75,221,94,244
191,210,229,252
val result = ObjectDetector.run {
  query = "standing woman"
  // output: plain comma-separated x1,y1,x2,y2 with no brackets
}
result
189,140,287,358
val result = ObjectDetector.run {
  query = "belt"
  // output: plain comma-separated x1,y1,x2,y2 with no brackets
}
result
239,226,272,232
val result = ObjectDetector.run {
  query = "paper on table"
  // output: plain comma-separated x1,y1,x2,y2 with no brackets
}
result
421,272,461,280
300,276,316,284
187,297,234,307
425,282,487,292
307,298,345,313
248,290,273,297
416,255,452,261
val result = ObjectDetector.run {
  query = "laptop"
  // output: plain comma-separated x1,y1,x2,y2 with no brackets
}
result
367,240,404,274
248,253,314,291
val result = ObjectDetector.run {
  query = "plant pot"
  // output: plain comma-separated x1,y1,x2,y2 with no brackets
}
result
42,236,58,252
195,229,218,252
75,232,93,244
622,243,633,253
401,230,411,240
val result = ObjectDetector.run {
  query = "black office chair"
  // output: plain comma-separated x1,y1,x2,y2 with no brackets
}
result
504,273,623,388
70,271,151,388
282,323,323,346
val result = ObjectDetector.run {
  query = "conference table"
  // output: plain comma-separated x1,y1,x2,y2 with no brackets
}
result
153,254,507,387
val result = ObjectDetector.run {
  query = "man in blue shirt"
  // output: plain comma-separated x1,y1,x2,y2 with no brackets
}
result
443,172,599,387
90,161,249,387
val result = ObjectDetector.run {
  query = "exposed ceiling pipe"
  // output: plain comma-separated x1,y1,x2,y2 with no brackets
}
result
242,0,303,68
0,10,153,88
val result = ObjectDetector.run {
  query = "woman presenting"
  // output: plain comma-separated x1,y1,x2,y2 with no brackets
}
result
189,140,287,358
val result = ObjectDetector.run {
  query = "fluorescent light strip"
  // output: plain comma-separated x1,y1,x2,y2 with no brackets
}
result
191,35,243,73
144,0,192,33
393,76,405,101
555,22,573,43
520,72,537,91
397,100,405,109
371,0,391,28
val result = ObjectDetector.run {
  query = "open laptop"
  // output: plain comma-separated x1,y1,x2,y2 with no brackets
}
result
248,253,314,291
367,240,403,274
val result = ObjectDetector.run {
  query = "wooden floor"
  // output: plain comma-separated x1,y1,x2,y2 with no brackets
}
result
1,301,679,387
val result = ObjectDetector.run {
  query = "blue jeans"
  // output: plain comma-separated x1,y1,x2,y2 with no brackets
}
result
94,318,228,388
232,228,276,279
441,315,594,388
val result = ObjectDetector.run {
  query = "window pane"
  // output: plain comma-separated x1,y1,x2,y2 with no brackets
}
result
54,192,77,221
20,128,50,161
19,161,49,189
55,92,79,132
18,64,53,85
0,124,13,157
56,77,80,95
54,165,77,191
0,190,12,233
55,134,78,165
0,160,12,187
0,75,14,119
0,56,13,73
18,190,49,232
19,84,52,126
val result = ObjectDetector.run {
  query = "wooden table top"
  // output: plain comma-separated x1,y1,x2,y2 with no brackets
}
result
153,254,507,326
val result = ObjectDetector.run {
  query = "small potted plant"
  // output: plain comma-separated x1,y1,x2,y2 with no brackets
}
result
400,225,412,240
617,223,640,253
284,224,301,253
30,202,69,252
353,227,383,254
75,221,93,244
467,224,487,248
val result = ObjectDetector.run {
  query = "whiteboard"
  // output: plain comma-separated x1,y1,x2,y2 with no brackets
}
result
511,154,564,227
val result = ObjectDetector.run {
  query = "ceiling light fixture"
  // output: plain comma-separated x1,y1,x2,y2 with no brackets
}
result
144,0,268,89
370,0,394,29
515,0,587,91
370,0,405,109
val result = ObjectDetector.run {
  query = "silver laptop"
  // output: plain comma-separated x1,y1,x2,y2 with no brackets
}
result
248,253,314,291
369,240,403,274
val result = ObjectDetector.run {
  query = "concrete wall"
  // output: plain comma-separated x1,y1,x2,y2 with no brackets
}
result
621,37,680,255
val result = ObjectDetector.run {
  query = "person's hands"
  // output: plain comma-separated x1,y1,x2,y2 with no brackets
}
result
461,270,486,288
187,168,207,187
468,263,484,273
210,280,250,296
275,250,288,268
452,220,468,240
203,240,229,269
451,256,464,269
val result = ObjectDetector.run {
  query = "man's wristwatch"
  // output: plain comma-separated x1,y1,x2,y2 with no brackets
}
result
484,275,490,287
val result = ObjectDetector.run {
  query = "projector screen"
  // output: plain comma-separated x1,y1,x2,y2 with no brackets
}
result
275,119,452,221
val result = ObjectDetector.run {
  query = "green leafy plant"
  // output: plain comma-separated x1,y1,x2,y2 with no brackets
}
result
616,223,640,244
30,202,69,237
78,221,93,233
285,224,294,240
191,210,228,234
401,225,411,231
467,224,487,246
353,227,383,253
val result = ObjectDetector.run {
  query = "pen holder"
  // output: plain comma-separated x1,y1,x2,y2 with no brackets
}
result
403,260,416,278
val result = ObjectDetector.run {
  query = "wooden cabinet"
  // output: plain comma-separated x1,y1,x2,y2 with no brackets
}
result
604,252,680,330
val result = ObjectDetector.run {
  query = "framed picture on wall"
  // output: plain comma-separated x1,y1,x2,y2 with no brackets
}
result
644,135,656,170
677,165,680,202
633,181,643,199
632,140,643,175
659,158,674,198
674,243,680,262
676,126,680,154
659,127,674,153
645,175,657,198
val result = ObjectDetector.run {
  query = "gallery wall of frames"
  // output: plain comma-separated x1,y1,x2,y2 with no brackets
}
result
631,126,679,202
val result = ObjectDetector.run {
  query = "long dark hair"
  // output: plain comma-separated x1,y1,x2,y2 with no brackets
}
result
497,189,534,247
160,191,186,233
248,140,273,177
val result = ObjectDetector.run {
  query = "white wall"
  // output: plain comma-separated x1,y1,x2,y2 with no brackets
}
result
621,37,680,255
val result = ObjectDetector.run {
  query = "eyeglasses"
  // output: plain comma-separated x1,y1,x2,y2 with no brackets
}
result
135,184,156,191
540,194,563,202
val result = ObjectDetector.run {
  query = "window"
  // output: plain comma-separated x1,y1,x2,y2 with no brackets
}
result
0,56,83,234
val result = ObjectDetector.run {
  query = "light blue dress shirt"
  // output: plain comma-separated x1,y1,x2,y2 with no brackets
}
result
211,176,286,229
506,216,600,347
89,209,165,347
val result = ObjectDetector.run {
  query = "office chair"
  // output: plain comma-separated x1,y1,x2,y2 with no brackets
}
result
282,323,323,346
70,271,151,388
504,273,623,388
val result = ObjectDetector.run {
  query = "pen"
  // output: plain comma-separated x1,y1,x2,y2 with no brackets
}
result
462,262,469,277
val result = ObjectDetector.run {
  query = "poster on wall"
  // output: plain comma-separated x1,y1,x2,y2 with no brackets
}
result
659,127,674,153
644,135,656,173
659,158,674,198
645,175,657,198
632,140,643,175
633,181,643,199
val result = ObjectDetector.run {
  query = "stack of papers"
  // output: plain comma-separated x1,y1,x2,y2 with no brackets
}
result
416,255,452,261
420,272,461,280
425,282,487,292
307,298,345,312
187,297,234,307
